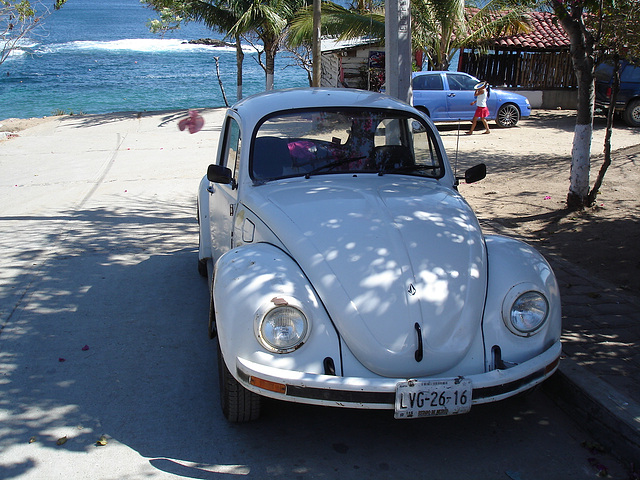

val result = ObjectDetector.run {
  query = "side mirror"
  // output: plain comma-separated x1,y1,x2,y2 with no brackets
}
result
459,163,486,184
207,164,233,185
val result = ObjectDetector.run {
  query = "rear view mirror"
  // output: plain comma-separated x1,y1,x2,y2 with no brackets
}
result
461,163,486,184
207,164,233,184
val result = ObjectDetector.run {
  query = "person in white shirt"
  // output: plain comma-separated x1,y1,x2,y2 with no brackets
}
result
466,81,491,135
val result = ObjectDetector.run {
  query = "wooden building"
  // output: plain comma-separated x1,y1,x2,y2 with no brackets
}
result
319,12,575,94
320,38,385,91
459,11,576,89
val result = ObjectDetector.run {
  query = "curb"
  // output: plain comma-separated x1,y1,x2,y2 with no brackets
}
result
544,357,640,469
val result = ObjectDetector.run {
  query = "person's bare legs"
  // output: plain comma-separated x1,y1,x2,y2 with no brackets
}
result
466,117,479,134
481,118,490,134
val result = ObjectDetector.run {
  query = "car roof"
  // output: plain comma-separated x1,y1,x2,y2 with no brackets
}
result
412,71,469,76
231,87,418,127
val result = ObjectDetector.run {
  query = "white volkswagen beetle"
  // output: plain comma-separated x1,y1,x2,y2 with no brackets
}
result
197,88,561,422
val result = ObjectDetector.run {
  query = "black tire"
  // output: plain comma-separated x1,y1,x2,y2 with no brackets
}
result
622,99,640,127
196,200,208,277
217,341,262,422
495,103,520,128
198,258,207,277
416,106,430,118
208,283,217,339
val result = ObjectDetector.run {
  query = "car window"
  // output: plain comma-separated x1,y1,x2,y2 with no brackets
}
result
595,63,615,81
621,64,640,82
251,109,444,181
221,118,241,179
413,74,444,91
447,74,476,91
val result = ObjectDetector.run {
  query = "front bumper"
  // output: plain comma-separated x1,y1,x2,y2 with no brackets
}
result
235,341,562,410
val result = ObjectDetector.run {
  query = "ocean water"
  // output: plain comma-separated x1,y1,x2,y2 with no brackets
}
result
0,0,309,119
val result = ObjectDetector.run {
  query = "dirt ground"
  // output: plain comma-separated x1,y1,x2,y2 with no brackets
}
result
2,109,639,297
442,110,640,298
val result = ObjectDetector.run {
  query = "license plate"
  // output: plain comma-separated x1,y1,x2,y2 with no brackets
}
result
394,378,472,419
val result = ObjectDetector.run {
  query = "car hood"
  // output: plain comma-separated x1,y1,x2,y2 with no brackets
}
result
245,176,487,378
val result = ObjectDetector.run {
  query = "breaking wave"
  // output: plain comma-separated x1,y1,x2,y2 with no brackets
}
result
36,38,249,55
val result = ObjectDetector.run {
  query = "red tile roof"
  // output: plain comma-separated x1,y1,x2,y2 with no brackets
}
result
491,11,570,50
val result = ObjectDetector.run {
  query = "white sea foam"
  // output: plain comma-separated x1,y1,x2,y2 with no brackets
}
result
3,38,40,58
41,38,251,54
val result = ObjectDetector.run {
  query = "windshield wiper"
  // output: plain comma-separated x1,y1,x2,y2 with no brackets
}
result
304,156,367,178
377,164,440,176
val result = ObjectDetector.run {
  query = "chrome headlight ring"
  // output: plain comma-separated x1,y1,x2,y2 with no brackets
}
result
254,297,311,353
502,283,549,337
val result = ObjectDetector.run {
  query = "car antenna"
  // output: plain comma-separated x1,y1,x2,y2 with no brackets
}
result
454,118,462,176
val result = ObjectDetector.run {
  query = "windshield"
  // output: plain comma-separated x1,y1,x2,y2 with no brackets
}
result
250,109,445,182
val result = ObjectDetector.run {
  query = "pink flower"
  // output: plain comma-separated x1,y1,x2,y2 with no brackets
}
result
544,196,551,200
178,110,205,134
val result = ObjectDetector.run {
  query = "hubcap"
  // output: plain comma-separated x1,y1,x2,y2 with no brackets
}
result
499,106,518,127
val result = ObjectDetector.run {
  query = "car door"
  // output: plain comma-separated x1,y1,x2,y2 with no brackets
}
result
444,73,478,120
208,115,241,261
412,73,448,120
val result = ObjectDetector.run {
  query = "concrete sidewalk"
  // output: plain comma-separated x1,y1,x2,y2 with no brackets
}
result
475,216,640,468
2,108,639,474
545,253,640,468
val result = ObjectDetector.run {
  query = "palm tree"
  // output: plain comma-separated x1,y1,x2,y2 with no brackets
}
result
288,0,530,71
412,0,531,71
229,0,309,90
145,0,308,94
288,2,384,48
144,0,248,99
188,0,249,99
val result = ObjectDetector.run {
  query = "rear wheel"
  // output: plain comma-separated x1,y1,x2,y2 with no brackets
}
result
622,99,640,127
496,103,520,127
217,341,262,422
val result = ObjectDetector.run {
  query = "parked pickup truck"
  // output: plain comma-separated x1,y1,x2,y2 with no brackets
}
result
595,61,640,127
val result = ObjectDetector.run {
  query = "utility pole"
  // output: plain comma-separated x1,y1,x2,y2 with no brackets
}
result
312,0,322,87
385,0,412,103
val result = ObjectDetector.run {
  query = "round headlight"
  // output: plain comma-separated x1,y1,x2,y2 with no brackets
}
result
509,291,548,335
258,306,309,353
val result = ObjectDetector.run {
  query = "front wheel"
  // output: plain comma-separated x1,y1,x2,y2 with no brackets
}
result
217,341,262,422
496,104,520,128
623,99,640,127
208,282,217,339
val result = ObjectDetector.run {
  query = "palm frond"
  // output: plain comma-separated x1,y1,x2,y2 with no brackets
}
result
288,2,384,47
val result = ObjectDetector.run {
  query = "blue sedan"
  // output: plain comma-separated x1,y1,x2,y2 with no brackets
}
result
412,71,531,127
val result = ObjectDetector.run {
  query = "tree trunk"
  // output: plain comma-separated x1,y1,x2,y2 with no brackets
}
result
587,55,620,206
264,37,278,91
235,33,244,101
213,56,229,107
552,2,596,210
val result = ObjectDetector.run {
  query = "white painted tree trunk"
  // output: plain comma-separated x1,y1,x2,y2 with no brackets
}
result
569,123,592,200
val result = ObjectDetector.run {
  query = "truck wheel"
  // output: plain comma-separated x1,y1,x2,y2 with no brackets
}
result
217,342,262,422
623,99,640,127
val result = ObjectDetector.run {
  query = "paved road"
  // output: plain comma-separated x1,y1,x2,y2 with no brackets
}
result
0,110,629,479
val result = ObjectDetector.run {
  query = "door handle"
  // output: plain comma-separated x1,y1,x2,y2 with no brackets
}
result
207,185,215,194
447,93,456,97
